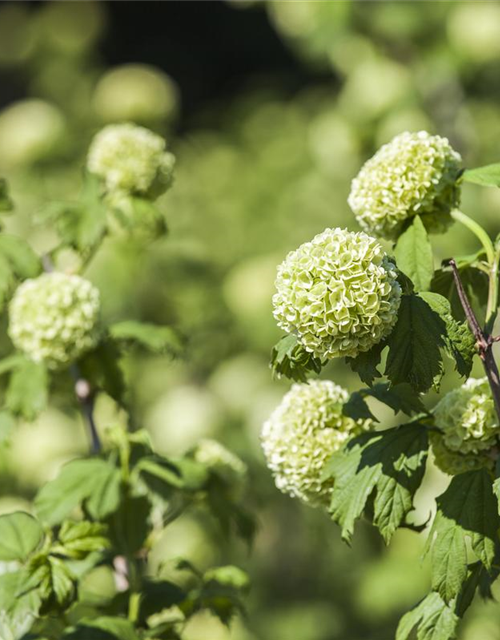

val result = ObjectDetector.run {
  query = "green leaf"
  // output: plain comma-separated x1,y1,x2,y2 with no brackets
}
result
343,382,426,423
0,569,41,636
0,512,44,561
62,617,140,640
40,173,107,252
109,320,183,357
105,494,151,555
394,215,434,291
24,554,76,614
432,263,488,324
136,455,209,496
35,458,121,526
0,177,13,212
323,423,428,543
385,294,445,392
6,359,48,421
79,341,126,404
396,592,458,640
0,235,41,308
463,163,500,187
345,341,384,386
112,196,167,239
55,521,110,559
139,579,186,623
429,469,499,602
420,291,476,378
270,334,322,382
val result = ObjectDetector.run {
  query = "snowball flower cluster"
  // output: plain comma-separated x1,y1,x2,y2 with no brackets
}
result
9,273,100,368
273,228,401,360
434,377,500,454
429,432,492,477
348,131,462,239
87,123,175,196
261,380,373,506
192,438,247,487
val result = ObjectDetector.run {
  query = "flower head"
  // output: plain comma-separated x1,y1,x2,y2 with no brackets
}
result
348,131,462,239
9,273,100,368
430,432,492,476
192,438,247,487
261,380,373,506
87,123,175,196
273,227,401,360
434,377,500,454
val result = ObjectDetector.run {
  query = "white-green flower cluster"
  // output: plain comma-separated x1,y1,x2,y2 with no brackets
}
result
429,432,492,477
87,123,175,196
273,228,402,360
434,377,500,454
348,131,462,239
8,273,100,368
192,438,248,487
261,380,373,506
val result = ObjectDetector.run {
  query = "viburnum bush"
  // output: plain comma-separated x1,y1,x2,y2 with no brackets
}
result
264,131,500,639
0,123,254,640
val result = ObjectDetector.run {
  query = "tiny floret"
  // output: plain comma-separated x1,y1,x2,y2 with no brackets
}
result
348,131,462,239
9,273,100,368
273,228,402,360
261,380,373,506
433,377,500,454
87,123,175,196
192,438,247,487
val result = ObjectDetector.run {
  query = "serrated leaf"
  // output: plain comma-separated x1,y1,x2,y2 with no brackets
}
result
396,592,458,640
270,334,323,382
35,458,121,526
56,521,110,559
105,494,151,555
432,264,488,323
139,579,186,623
345,341,384,386
343,382,426,423
420,291,476,378
454,562,484,617
40,173,108,252
385,294,445,392
463,163,500,187
394,215,434,291
429,469,499,603
0,235,41,308
0,512,44,561
25,554,76,614
324,423,428,543
62,617,140,640
79,341,126,404
6,359,48,421
109,320,183,357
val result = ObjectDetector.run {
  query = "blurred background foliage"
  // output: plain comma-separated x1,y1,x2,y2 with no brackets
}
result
1,2,500,639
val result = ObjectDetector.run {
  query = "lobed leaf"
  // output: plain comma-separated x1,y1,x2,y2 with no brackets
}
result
385,294,445,392
396,592,458,640
6,359,48,421
462,163,500,187
394,215,434,292
343,382,427,423
0,512,44,562
429,469,499,603
270,334,323,382
324,422,428,543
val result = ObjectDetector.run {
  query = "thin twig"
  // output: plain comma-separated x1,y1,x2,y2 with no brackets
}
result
449,259,500,425
71,364,101,454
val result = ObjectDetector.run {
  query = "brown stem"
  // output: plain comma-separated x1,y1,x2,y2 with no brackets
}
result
449,259,500,424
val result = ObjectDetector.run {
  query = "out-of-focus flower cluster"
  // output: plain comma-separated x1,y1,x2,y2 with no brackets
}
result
261,380,373,506
348,131,462,239
8,273,100,368
192,438,248,488
434,377,499,454
430,377,499,476
87,123,175,197
273,228,401,360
